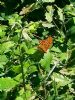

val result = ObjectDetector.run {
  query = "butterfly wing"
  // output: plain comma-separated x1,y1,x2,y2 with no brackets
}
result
47,36,53,44
38,37,53,52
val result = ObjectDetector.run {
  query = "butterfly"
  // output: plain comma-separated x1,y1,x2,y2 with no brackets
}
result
38,36,53,52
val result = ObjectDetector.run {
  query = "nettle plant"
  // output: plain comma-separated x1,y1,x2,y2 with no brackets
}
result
0,0,75,100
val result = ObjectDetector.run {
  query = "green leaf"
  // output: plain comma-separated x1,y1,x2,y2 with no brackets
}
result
64,4,75,16
26,47,37,54
59,53,67,62
0,55,8,68
0,41,15,53
67,67,75,75
0,17,4,20
68,26,75,35
11,65,21,74
45,6,54,23
60,67,75,76
17,87,36,100
28,22,39,33
22,29,32,41
42,0,55,3
40,51,52,72
14,73,22,83
0,91,7,100
8,14,22,25
0,77,17,91
15,97,23,100
51,73,71,87
0,25,7,37
73,17,75,24
57,7,64,22
42,22,54,28
28,65,37,74
51,47,61,53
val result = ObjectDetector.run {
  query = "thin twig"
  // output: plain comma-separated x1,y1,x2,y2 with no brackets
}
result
45,61,58,83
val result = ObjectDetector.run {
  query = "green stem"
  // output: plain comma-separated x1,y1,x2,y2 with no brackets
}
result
18,29,27,100
20,55,26,92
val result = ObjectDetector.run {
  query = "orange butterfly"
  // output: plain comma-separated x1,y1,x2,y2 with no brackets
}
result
38,36,53,52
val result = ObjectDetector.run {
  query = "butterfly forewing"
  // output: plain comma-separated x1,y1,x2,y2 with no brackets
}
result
38,36,53,52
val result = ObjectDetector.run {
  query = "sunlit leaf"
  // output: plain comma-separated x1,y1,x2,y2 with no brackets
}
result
22,29,32,41
42,0,55,3
0,41,15,53
51,47,61,53
15,97,23,100
0,77,17,91
40,51,52,72
0,25,7,37
0,55,8,68
26,47,37,54
42,22,54,28
45,6,54,23
57,7,64,22
51,73,71,87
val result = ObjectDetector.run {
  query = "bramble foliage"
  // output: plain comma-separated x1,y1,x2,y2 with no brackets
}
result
0,0,75,100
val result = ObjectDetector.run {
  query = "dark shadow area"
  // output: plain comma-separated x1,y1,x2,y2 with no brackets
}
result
0,0,36,14
27,71,40,87
55,0,70,8
29,50,44,62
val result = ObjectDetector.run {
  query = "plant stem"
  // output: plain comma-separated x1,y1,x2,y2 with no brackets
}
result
20,55,26,92
19,29,27,100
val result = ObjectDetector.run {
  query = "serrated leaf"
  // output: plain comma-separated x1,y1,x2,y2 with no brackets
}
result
28,22,39,33
14,73,22,83
0,77,17,91
18,88,36,100
0,41,15,53
19,3,34,15
26,47,37,54
64,4,75,16
28,65,37,74
11,65,21,74
0,55,8,68
59,53,67,62
22,29,32,41
0,25,7,37
42,22,54,28
51,73,71,87
45,6,54,23
40,51,52,72
59,67,75,76
51,47,61,53
67,67,75,75
57,7,64,22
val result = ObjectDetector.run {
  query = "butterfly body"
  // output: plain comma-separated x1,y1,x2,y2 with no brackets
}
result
38,36,53,52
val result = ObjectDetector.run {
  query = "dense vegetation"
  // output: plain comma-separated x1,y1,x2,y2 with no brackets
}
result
0,0,75,100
